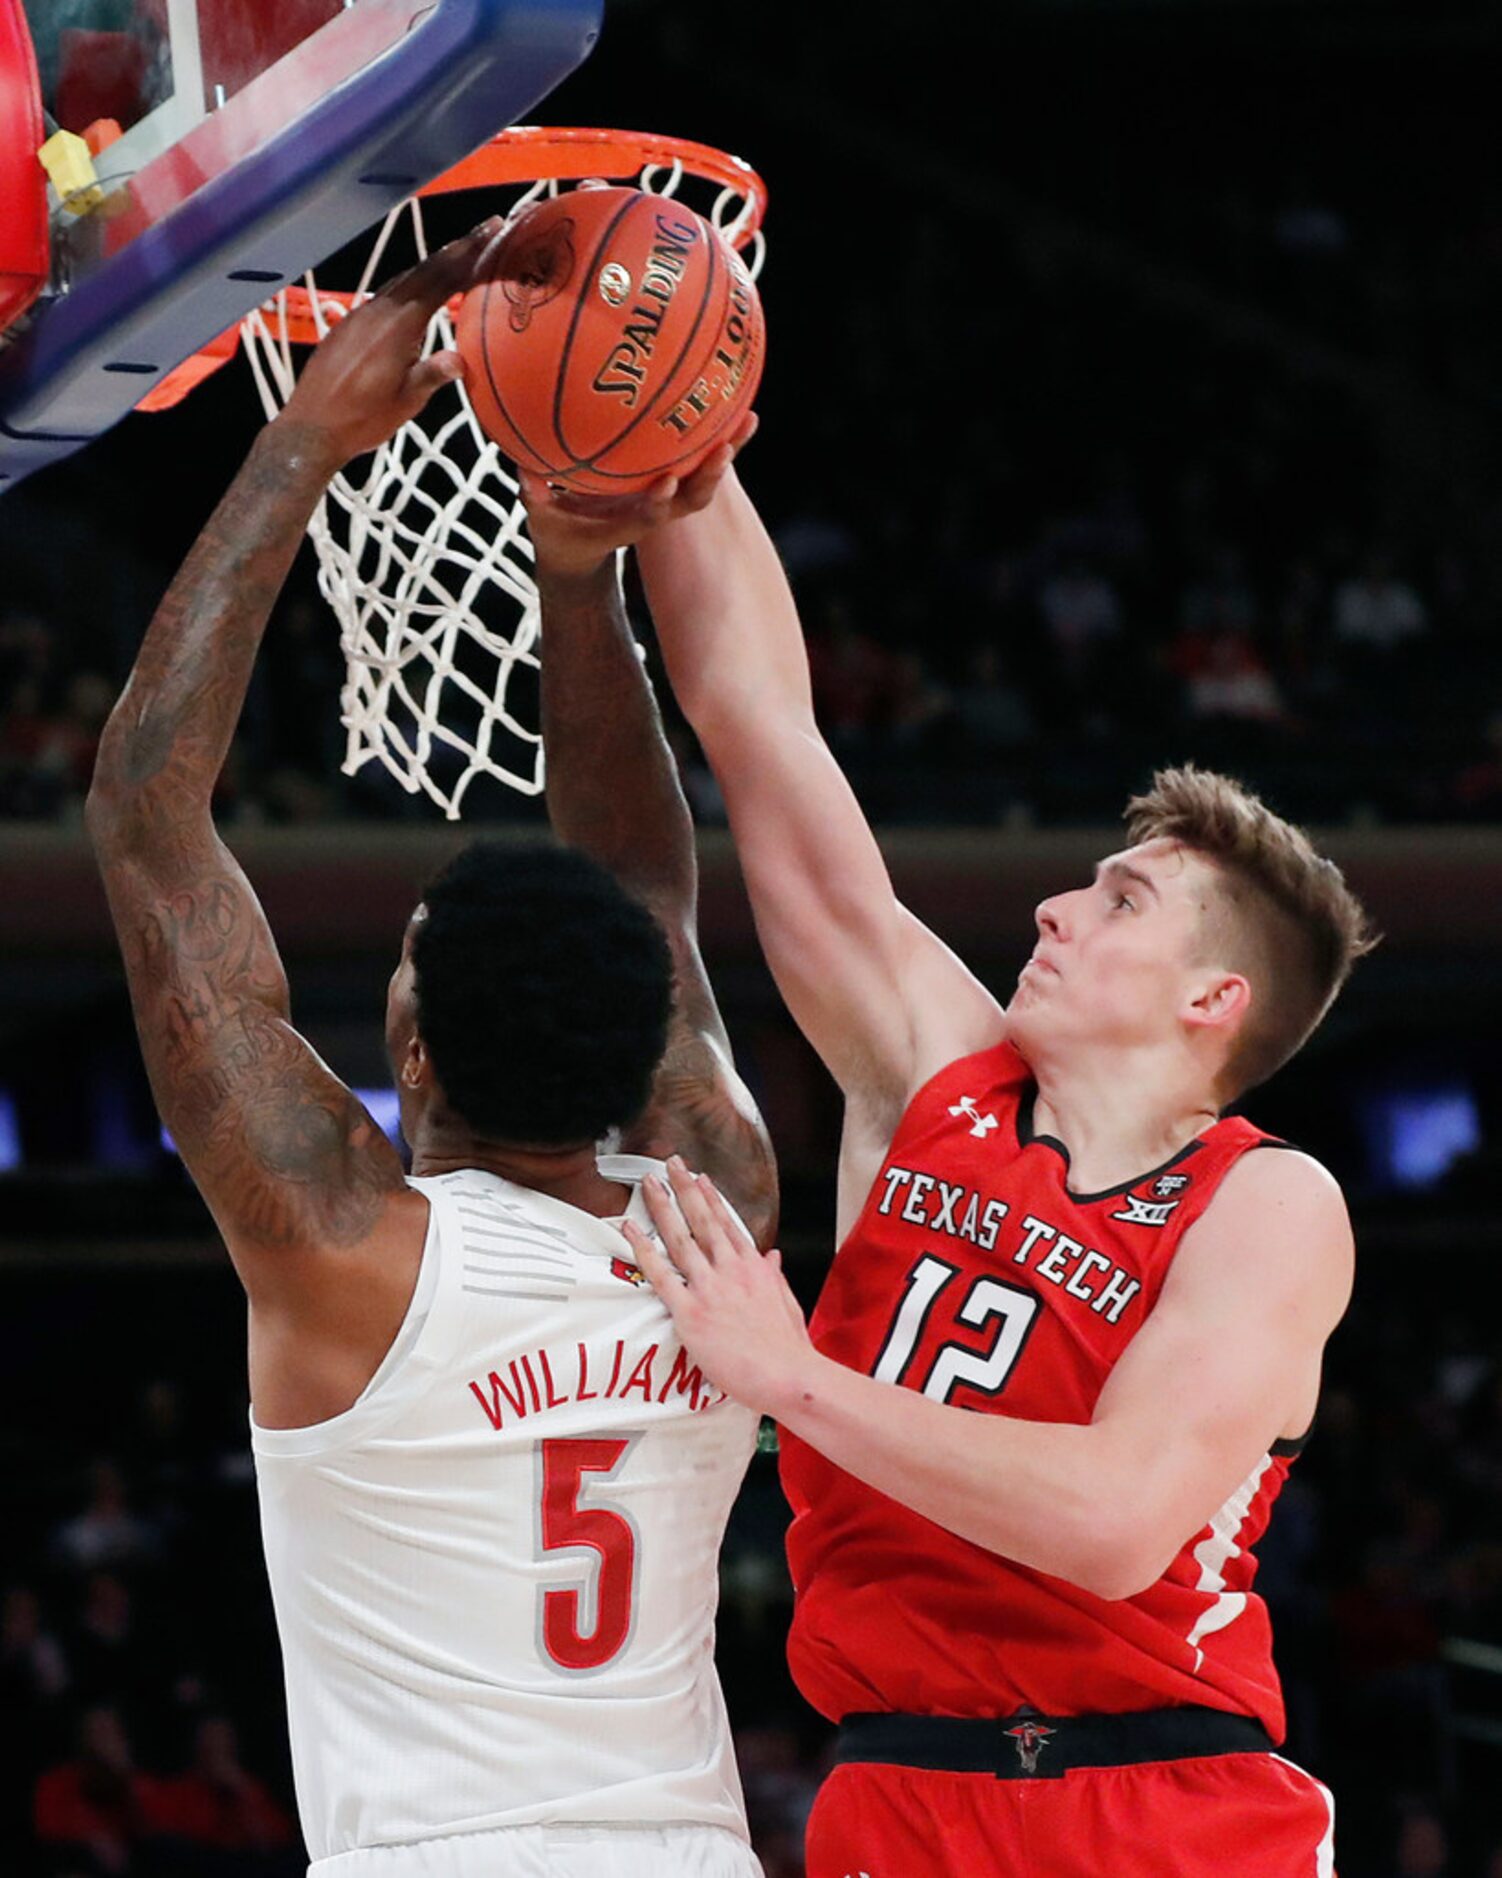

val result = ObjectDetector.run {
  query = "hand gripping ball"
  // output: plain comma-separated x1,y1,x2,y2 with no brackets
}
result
457,186,765,496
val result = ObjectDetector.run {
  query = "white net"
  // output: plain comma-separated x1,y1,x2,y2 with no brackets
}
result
239,142,766,820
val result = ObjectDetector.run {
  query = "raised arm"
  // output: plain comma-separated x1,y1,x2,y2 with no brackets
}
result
635,471,1004,1125
525,466,778,1246
84,234,492,1301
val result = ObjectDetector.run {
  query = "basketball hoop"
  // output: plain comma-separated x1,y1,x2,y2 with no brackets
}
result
147,128,768,820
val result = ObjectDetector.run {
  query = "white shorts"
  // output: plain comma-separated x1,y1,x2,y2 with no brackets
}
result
310,1823,764,1878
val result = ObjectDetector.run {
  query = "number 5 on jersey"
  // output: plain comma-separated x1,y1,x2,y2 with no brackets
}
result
536,1437,640,1673
873,1255,1040,1403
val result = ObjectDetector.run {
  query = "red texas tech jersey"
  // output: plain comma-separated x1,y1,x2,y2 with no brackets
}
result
780,1040,1305,1737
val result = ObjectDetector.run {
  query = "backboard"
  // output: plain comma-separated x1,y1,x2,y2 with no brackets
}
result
0,0,603,488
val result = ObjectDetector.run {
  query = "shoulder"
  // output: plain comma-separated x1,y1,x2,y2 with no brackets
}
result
901,1033,1027,1113
1178,1146,1354,1323
1209,1142,1348,1216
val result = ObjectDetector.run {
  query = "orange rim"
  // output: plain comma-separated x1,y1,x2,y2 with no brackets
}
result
137,126,767,411
417,126,766,236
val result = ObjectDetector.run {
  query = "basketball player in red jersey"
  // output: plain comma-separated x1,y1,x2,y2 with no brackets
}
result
537,466,1374,1876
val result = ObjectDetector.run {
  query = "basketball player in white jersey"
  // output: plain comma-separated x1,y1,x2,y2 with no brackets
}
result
85,231,775,1878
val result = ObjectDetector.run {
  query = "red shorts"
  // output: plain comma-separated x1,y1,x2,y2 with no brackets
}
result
805,1752,1336,1878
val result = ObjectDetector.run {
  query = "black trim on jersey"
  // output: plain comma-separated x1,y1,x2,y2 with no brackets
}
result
1271,1413,1315,1459
1014,1085,1207,1205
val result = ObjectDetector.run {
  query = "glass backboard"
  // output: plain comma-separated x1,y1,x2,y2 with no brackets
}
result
0,0,603,487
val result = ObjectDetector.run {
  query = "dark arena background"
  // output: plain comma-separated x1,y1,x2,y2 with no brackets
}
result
5,1,1502,1872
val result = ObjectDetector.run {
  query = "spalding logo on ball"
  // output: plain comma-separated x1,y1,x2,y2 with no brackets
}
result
457,185,766,495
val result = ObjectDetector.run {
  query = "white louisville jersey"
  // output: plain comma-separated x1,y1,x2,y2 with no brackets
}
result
251,1156,760,1869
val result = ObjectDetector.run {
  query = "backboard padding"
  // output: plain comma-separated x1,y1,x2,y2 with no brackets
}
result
0,0,603,487
0,0,47,336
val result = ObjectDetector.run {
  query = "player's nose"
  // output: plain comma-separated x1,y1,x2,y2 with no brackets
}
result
1035,895,1067,940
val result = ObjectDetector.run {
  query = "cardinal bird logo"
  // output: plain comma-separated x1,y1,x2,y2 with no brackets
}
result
610,1256,649,1289
499,215,577,333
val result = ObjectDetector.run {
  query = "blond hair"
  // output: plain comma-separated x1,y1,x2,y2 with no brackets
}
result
1125,766,1378,1100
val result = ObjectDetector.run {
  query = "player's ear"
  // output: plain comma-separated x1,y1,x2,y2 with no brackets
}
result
398,1032,430,1091
1182,970,1251,1037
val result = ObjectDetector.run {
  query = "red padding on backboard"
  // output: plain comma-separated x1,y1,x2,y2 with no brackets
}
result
197,0,345,105
56,30,151,134
0,0,48,335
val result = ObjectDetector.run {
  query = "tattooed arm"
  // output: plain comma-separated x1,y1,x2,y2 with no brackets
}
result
85,232,494,1306
525,453,778,1249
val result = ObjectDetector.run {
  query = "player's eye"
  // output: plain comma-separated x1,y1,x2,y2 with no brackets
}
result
1114,893,1135,912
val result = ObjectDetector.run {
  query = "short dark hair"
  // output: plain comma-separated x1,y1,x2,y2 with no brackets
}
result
411,842,673,1145
1125,766,1378,1099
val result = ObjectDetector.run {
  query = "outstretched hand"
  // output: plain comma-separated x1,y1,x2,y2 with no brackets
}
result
274,219,504,467
622,1156,814,1417
521,413,759,581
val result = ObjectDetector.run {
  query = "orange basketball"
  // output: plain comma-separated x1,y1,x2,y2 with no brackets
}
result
456,186,765,496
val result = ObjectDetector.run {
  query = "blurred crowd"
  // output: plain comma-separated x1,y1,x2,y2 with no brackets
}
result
0,1386,302,1878
3,91,1502,829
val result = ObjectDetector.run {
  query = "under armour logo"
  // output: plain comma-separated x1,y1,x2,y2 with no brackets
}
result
948,1096,998,1139
1005,1719,1056,1774
1110,1192,1179,1227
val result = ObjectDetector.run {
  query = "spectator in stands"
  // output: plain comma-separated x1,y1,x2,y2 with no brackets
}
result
52,1463,160,1574
149,1716,296,1868
123,1380,195,1527
1035,556,1122,683
1333,552,1430,655
805,600,892,750
55,672,114,801
0,1587,71,1855
1441,1538,1502,1646
885,648,953,755
1384,1802,1453,1878
1,1585,69,1708
954,645,1034,756
1449,710,1502,819
0,669,113,817
34,1706,158,1877
1180,544,1258,638
1273,179,1352,258
0,677,73,818
0,606,55,702
1454,1362,1502,1505
1182,625,1289,728
772,507,859,583
1328,1544,1445,1788
67,1576,153,1724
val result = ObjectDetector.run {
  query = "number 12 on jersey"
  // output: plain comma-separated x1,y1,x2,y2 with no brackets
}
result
536,1437,640,1673
872,1255,1039,1403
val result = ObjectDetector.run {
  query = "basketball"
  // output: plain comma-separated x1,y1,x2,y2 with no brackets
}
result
456,186,765,496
